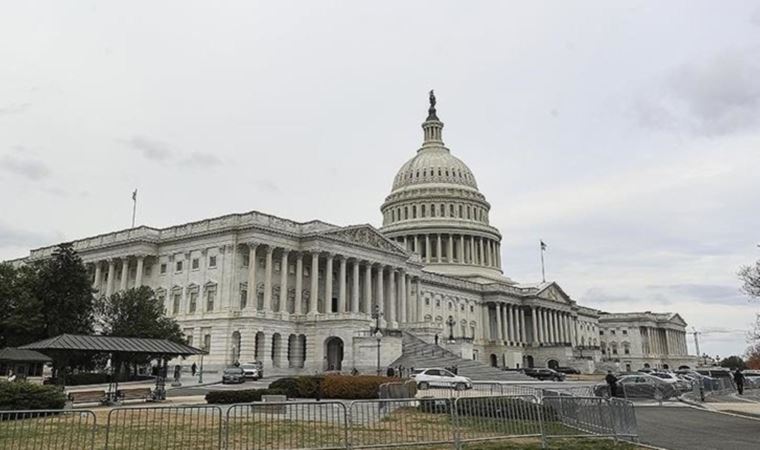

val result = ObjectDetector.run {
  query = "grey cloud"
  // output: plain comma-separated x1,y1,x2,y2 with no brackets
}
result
645,283,748,305
580,288,671,306
0,222,57,248
122,136,173,162
0,103,30,117
0,153,50,180
179,152,222,168
636,48,760,136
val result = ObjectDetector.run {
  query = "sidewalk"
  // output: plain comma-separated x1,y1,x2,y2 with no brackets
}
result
64,373,221,393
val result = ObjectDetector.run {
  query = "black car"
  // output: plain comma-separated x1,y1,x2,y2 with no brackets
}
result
555,367,580,375
523,368,566,381
222,367,245,384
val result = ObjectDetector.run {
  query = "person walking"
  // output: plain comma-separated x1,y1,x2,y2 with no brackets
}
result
734,368,745,395
191,363,197,377
605,370,618,398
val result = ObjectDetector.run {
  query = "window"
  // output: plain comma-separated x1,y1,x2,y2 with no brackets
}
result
425,298,430,306
470,305,474,313
599,330,604,336
209,256,217,268
192,258,200,270
176,261,183,272
158,294,166,312
435,299,440,307
206,287,216,311
622,329,628,335
160,263,167,274
189,292,198,313
240,288,247,309
173,293,181,315
448,302,453,310
624,346,630,355
242,254,250,267
203,334,211,353
185,335,193,347
611,330,616,335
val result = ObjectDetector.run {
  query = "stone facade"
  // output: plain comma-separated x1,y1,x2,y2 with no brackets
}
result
8,95,698,374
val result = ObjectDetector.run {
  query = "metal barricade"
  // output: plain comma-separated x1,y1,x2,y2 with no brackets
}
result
453,395,544,446
226,401,347,450
608,397,638,441
0,409,96,450
105,405,223,449
349,398,454,449
541,396,623,439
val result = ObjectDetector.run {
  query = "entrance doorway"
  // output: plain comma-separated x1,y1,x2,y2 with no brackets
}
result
489,354,498,367
547,359,559,369
524,355,535,368
325,337,344,371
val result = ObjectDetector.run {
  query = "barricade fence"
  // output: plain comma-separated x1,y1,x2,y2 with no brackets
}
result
0,395,637,449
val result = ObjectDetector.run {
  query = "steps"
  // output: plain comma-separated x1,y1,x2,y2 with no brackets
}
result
390,332,532,382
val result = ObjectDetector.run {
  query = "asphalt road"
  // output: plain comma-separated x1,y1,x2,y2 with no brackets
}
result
636,406,760,450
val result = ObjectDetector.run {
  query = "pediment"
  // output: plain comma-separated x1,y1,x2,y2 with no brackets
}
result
668,313,687,326
319,225,408,256
537,283,572,304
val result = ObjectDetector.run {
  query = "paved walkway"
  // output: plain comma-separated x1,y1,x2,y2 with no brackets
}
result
636,406,760,450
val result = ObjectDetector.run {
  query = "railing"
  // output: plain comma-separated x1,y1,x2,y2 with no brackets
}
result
0,395,637,449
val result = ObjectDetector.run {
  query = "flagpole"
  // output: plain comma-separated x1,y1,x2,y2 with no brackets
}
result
540,244,546,283
131,189,137,228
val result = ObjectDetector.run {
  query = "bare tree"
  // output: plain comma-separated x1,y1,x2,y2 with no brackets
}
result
739,260,760,299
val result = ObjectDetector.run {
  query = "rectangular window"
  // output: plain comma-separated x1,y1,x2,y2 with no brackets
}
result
624,348,630,355
209,255,217,268
206,288,216,311
186,335,193,347
192,258,200,270
173,293,181,315
176,261,183,272
242,254,250,267
240,288,247,309
203,334,211,353
189,292,198,313
160,263,167,274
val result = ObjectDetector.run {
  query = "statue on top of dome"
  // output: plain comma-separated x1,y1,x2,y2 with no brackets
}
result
427,89,439,121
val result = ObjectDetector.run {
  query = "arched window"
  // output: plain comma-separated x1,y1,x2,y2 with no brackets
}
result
404,206,409,219
412,205,417,218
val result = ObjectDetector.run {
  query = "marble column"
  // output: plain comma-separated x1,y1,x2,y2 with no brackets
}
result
294,253,303,315
496,243,502,269
309,252,319,315
263,246,274,312
388,269,397,327
425,235,431,263
415,277,423,322
531,307,538,345
351,259,360,313
119,258,129,291
494,304,503,342
399,271,407,323
482,304,491,341
135,256,144,287
501,304,508,343
376,265,384,316
484,240,491,266
364,263,372,314
436,234,442,263
92,262,102,292
470,237,475,264
414,236,420,257
247,244,258,310
447,234,454,263
479,238,485,265
519,308,527,344
506,305,513,343
338,256,347,313
548,310,555,343
279,250,289,313
324,254,333,313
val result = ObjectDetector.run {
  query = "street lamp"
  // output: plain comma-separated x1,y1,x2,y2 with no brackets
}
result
446,316,456,342
371,304,383,376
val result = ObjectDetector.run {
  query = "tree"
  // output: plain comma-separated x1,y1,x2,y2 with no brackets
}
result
95,286,184,377
739,260,760,299
746,343,760,370
719,355,746,370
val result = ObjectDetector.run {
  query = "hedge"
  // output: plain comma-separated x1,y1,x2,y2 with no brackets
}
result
268,375,392,400
205,388,286,404
0,381,67,411
47,373,154,386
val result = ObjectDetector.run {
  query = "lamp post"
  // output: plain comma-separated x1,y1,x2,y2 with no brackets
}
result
371,304,383,376
447,316,456,342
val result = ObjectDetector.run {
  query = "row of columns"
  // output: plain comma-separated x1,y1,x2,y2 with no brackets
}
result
484,303,578,347
91,255,146,298
393,233,501,269
645,327,687,356
245,243,421,327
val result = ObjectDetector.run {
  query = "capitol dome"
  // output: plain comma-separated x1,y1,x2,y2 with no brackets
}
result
380,92,509,283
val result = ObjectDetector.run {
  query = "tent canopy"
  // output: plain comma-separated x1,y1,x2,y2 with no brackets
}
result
20,334,204,357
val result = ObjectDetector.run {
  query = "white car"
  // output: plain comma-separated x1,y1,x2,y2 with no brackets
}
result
240,362,263,380
411,368,473,391
651,372,689,392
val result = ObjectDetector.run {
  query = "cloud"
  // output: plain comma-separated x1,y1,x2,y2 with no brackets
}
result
0,222,57,249
0,103,30,117
179,152,221,167
252,179,280,193
645,283,750,306
122,136,173,162
0,153,50,180
635,48,760,136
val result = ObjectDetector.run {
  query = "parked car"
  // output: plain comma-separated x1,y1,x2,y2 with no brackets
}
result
650,372,690,392
594,374,677,400
411,368,473,390
523,368,565,381
555,367,580,375
240,361,263,380
221,367,246,384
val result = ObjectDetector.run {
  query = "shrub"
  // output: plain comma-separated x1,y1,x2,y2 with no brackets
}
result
269,376,325,398
48,373,153,386
205,388,286,404
321,375,389,399
0,381,67,411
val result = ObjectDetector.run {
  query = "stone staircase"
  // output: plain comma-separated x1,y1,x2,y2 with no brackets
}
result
390,332,531,382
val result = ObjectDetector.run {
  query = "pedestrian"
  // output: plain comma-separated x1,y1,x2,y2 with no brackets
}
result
7,370,16,383
351,367,359,376
434,334,439,345
399,365,404,377
452,365,458,375
605,370,618,398
173,365,181,383
191,362,197,376
386,366,395,377
734,368,745,395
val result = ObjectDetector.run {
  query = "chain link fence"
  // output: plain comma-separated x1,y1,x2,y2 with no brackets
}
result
0,394,636,449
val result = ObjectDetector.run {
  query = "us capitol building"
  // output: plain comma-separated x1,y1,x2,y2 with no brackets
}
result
12,94,697,375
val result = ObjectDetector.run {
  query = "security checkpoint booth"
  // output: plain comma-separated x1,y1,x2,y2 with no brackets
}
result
20,334,205,403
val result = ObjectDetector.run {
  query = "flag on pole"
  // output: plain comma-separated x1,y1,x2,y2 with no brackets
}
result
540,240,547,251
132,189,137,201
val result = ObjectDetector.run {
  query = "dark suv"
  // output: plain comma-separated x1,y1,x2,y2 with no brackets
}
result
523,368,566,381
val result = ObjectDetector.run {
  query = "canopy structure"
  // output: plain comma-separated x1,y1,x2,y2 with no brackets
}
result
0,347,52,363
20,334,204,357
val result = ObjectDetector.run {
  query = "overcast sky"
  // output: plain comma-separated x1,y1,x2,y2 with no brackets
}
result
1,1,759,358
